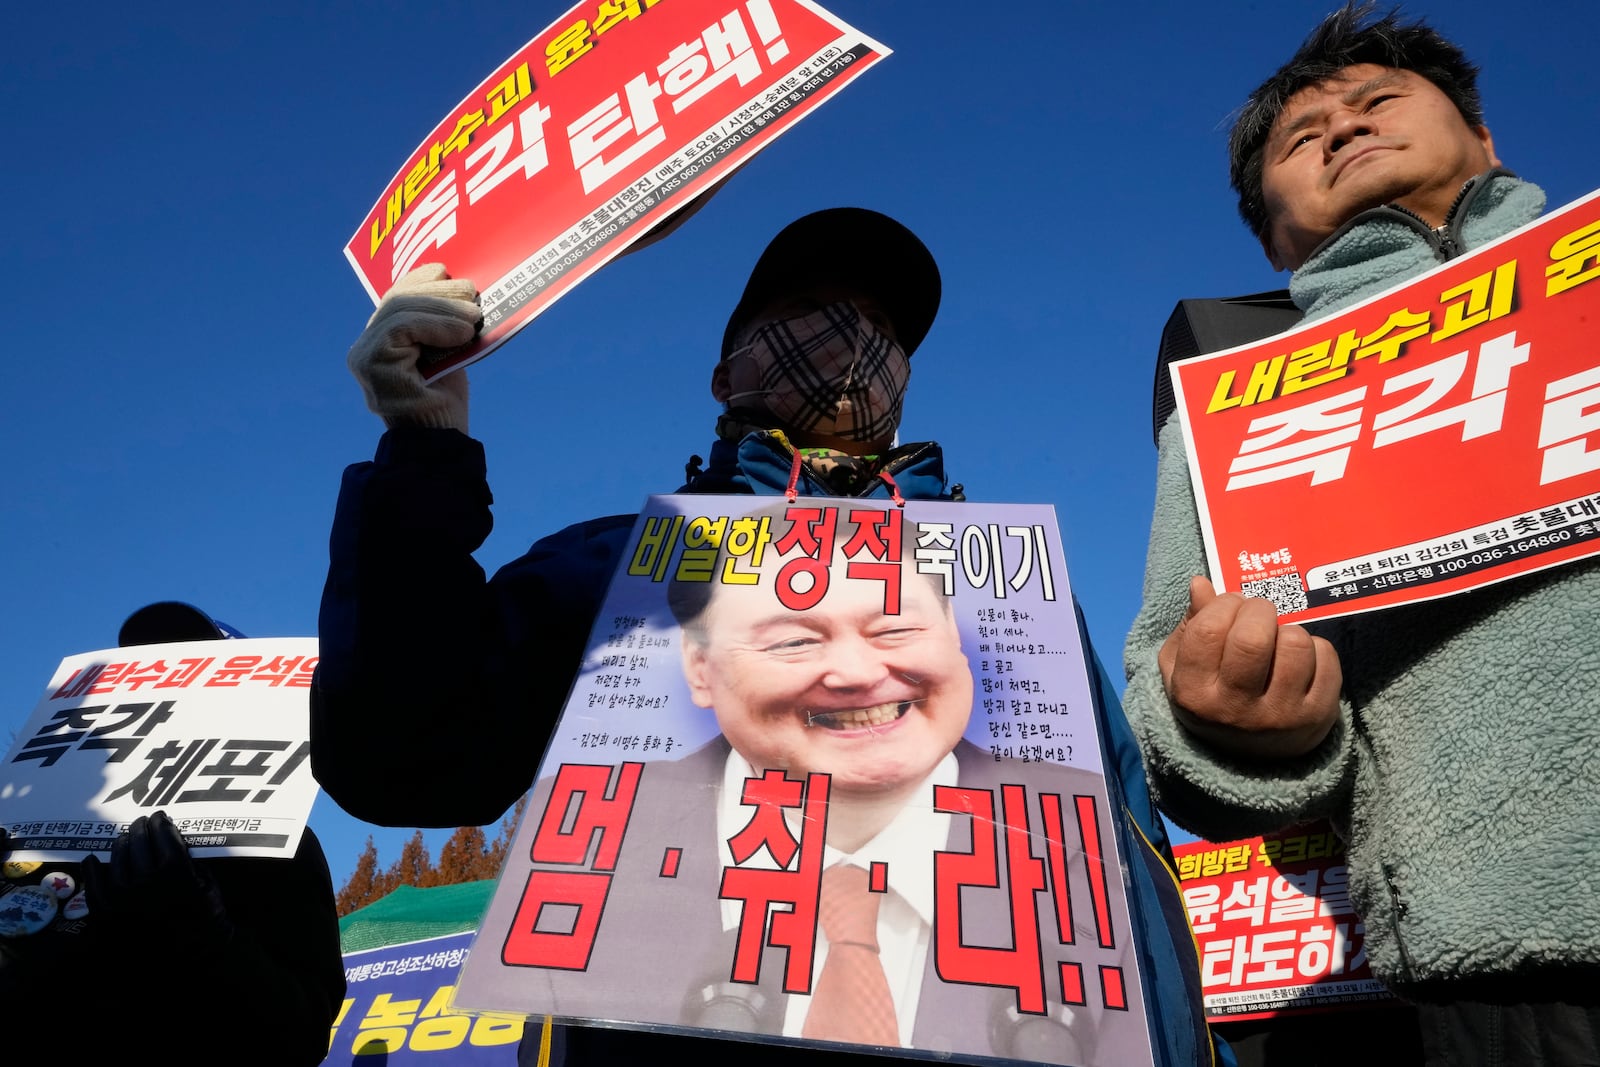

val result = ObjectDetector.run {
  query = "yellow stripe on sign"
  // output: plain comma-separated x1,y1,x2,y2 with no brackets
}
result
536,1014,554,1067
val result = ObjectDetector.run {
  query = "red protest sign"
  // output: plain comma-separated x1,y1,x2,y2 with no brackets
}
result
344,0,888,379
1172,187,1600,623
1173,827,1391,1021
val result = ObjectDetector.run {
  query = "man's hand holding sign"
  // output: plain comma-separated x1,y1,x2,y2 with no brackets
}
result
347,264,482,433
1159,575,1342,762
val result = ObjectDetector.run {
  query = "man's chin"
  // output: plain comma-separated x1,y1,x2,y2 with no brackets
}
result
802,735,950,800
823,762,930,800
1334,164,1426,223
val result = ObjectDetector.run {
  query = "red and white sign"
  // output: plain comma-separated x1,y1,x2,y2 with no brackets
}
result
0,638,320,860
345,0,889,379
1174,826,1391,1021
1172,188,1600,623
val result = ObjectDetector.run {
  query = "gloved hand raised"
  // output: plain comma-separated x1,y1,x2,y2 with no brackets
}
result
81,810,232,954
347,263,481,433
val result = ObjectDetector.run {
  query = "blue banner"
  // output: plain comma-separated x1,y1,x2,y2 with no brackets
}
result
330,931,525,1063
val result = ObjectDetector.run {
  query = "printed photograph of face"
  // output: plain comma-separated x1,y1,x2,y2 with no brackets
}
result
679,548,973,802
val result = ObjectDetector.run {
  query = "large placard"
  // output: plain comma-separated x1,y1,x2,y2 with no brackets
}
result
454,495,1157,1065
1,637,319,860
1172,188,1600,623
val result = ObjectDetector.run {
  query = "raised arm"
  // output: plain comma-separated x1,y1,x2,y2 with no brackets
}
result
311,266,633,826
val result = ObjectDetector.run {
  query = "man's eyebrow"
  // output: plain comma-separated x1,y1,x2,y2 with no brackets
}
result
1268,71,1410,151
737,612,824,636
1339,70,1407,107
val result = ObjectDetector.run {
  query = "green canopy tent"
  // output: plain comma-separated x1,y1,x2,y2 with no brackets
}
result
339,880,498,953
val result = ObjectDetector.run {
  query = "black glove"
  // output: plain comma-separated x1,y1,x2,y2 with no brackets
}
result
81,810,233,954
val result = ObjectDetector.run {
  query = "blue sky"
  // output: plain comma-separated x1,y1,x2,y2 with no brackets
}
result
5,0,1597,885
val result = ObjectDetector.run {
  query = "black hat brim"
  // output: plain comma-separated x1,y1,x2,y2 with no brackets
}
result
721,208,940,359
118,601,228,646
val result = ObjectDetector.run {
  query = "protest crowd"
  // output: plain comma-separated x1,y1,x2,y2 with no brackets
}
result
4,4,1596,1067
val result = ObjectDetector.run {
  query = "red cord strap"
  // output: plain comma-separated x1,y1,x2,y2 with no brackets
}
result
785,447,804,502
878,470,906,507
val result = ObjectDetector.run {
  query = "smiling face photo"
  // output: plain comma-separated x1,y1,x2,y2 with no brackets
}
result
679,544,972,803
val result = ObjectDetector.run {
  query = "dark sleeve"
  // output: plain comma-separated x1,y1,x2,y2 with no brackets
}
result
311,426,637,826
176,829,346,1066
1080,599,1223,1067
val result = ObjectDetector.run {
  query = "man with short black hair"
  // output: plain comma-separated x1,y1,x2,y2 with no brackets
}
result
1125,6,1600,1063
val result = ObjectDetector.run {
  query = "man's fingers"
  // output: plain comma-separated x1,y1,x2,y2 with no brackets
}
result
1184,575,1217,620
385,279,480,309
367,267,481,332
110,815,154,892
372,293,481,331
1161,581,1347,758
1304,633,1344,721
1160,583,1243,701
1213,594,1283,697
392,262,450,290
1163,577,1332,732
386,264,478,303
149,810,191,875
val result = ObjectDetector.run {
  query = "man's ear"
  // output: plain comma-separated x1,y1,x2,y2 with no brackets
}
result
710,360,732,402
1476,124,1501,169
681,638,715,708
1262,228,1289,273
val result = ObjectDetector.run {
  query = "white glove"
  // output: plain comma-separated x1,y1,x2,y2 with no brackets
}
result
347,263,480,432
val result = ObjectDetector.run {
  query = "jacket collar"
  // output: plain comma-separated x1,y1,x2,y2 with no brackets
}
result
1290,169,1546,320
680,431,951,501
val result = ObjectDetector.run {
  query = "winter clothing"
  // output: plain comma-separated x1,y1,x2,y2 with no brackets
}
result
314,423,1228,1066
1124,172,1600,998
346,263,478,432
1,825,345,1065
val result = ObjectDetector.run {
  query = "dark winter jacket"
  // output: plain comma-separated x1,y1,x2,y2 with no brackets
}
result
314,425,1226,1065
0,827,345,1065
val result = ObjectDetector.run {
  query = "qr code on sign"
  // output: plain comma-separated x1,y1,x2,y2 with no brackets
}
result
1240,573,1309,615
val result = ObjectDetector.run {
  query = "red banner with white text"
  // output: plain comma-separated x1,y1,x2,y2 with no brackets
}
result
345,0,888,379
1172,188,1600,623
1173,826,1392,1021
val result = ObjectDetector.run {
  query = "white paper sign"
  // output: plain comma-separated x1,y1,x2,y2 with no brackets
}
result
1,637,319,860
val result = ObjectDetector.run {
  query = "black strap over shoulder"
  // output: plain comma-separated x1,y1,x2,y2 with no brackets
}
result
1151,289,1301,446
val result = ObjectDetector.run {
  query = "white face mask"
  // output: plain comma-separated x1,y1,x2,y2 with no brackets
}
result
724,302,909,443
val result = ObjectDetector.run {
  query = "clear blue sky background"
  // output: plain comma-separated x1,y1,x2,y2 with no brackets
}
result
5,0,1596,887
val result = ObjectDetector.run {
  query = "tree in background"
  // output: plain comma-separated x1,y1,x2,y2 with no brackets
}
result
388,830,435,890
335,836,390,916
334,796,528,917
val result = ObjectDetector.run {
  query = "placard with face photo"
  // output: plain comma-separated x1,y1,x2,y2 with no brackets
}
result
453,494,1157,1067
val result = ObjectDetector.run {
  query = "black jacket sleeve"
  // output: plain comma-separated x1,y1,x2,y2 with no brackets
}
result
312,427,635,826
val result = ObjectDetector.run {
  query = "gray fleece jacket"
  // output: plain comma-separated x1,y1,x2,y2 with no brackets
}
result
1124,172,1600,996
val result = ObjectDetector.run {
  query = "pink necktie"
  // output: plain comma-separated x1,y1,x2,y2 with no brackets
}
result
801,863,899,1047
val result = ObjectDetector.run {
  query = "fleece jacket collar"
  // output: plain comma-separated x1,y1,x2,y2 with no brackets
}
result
1290,169,1546,320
